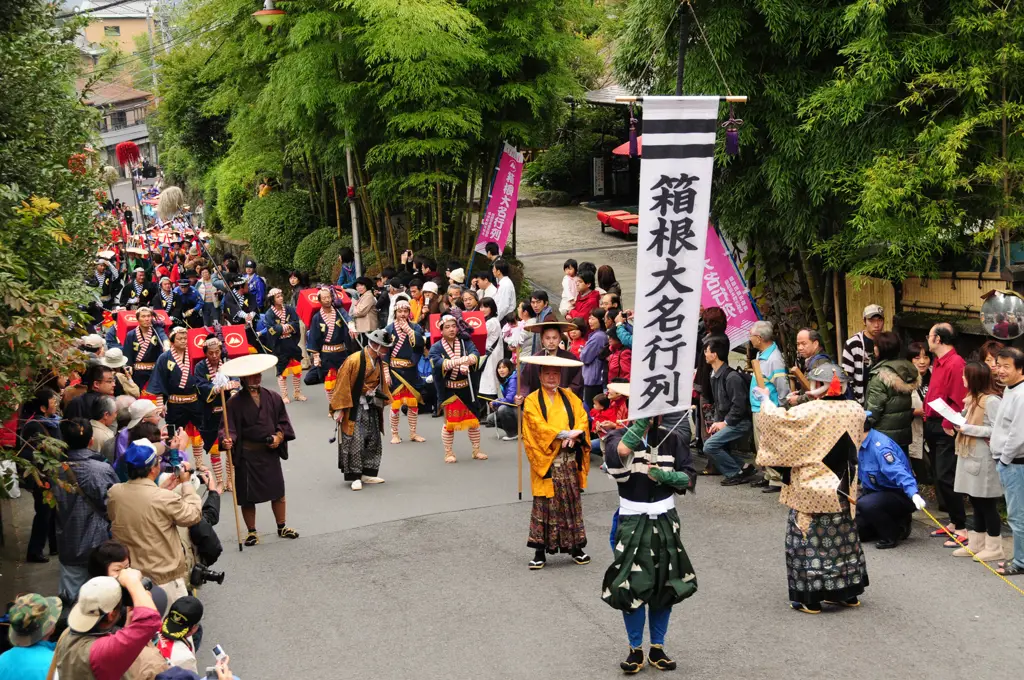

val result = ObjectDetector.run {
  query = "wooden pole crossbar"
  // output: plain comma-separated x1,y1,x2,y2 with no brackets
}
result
614,95,748,103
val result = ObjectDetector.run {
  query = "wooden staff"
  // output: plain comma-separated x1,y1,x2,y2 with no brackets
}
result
219,390,246,552
751,358,766,389
790,366,810,391
517,361,524,501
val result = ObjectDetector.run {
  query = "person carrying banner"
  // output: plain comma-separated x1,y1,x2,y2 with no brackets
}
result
194,336,239,490
147,326,206,467
308,287,352,393
753,363,869,614
263,288,307,404
222,277,262,353
119,267,157,309
521,355,591,570
87,258,117,310
601,387,698,673
329,329,394,491
123,307,169,401
385,299,427,444
429,315,487,464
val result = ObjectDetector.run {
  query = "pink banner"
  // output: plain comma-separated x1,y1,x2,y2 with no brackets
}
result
475,143,524,256
701,222,760,348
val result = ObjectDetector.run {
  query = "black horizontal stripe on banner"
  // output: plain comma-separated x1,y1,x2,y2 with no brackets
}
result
642,143,715,159
644,118,717,134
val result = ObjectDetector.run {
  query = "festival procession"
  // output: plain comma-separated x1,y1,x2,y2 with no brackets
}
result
4,0,1024,678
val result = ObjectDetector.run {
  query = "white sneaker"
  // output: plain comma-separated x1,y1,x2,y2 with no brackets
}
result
351,479,363,491
501,434,518,441
361,476,385,484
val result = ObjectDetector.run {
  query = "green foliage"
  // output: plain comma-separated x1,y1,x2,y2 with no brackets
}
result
523,104,621,194
245,191,317,271
213,159,253,232
295,227,347,275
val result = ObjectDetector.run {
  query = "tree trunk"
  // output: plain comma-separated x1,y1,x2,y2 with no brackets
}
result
436,170,444,253
331,175,342,240
798,249,833,356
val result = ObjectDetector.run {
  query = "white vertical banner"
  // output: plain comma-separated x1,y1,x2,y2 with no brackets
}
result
628,96,720,420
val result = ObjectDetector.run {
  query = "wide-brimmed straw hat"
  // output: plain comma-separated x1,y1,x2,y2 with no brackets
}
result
608,381,630,397
221,354,277,378
521,354,582,368
524,320,575,334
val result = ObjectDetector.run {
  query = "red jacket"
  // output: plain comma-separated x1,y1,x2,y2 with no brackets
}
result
590,397,628,437
566,289,600,320
569,337,586,359
608,346,632,382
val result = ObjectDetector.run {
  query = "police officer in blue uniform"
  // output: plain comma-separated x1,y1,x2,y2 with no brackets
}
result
856,428,928,549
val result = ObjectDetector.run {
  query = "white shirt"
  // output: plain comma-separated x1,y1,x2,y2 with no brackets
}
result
477,283,498,301
494,276,516,321
991,381,1024,465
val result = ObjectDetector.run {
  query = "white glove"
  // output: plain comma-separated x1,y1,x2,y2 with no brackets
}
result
912,493,926,510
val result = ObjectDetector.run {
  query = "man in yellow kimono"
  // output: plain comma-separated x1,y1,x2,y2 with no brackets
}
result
522,355,591,570
329,329,394,491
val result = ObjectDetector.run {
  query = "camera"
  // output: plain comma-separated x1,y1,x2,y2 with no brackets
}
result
190,564,226,587
264,435,276,445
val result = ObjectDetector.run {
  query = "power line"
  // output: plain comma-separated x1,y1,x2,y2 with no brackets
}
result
57,0,146,20
80,19,223,79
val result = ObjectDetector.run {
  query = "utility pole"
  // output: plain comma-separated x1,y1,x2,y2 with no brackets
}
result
676,1,689,96
146,1,160,164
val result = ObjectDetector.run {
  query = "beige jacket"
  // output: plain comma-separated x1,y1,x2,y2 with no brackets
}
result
89,420,117,455
350,291,379,334
108,478,202,584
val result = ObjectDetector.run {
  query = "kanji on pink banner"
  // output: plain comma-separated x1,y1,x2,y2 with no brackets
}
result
701,222,760,348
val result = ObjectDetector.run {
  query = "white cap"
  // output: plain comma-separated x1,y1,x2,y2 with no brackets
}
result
126,399,158,428
68,577,122,633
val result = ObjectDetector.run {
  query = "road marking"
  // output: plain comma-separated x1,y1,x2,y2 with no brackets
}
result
518,242,636,258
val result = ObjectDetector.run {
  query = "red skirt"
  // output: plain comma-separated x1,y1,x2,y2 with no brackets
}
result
442,396,478,431
391,384,419,410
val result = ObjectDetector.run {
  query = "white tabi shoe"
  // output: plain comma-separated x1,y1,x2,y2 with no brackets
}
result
361,476,385,484
351,479,363,491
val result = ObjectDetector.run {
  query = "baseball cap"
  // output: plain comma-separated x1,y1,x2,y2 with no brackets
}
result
80,334,105,351
863,304,884,319
245,259,256,269
124,440,158,469
161,596,203,640
156,668,202,680
127,399,158,428
68,576,122,633
7,593,62,647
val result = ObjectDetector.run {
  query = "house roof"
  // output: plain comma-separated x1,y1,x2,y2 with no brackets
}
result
78,80,153,107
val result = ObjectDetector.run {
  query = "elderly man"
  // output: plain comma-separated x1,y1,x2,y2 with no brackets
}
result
88,396,118,457
787,328,833,406
522,356,591,570
330,329,395,490
108,438,203,603
220,364,299,546
517,321,583,401
429,316,486,464
748,320,790,492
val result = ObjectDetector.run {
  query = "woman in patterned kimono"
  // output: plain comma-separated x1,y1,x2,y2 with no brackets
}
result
754,363,869,614
263,288,307,404
384,299,427,444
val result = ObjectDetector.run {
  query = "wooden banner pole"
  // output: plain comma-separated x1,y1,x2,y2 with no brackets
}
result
516,363,524,501
219,390,245,552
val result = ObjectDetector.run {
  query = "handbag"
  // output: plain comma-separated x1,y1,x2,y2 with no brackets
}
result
417,355,433,384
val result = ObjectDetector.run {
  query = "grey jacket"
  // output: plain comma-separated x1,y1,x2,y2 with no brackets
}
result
53,447,120,566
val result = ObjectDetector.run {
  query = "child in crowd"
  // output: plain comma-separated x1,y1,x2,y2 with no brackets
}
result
559,258,578,316
567,318,587,359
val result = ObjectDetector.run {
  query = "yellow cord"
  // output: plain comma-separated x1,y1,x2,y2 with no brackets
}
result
920,507,1024,597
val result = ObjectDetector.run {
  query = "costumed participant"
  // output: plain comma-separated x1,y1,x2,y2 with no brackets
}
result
119,267,157,309
384,299,427,444
222,276,262,353
263,288,306,404
124,246,152,278
329,329,394,491
856,429,927,549
522,356,591,569
172,275,204,329
753,363,869,614
195,336,240,490
244,259,267,308
602,384,698,674
154,277,176,318
87,258,116,310
124,307,169,402
147,326,206,467
516,321,584,402
308,287,352,392
219,353,300,546
428,315,487,464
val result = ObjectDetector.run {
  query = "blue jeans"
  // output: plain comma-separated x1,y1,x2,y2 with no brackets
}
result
623,605,671,648
998,462,1024,568
702,420,752,478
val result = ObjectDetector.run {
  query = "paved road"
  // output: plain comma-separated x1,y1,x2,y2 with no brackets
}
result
5,208,1024,679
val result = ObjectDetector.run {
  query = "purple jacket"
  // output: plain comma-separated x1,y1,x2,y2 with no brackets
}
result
579,329,608,387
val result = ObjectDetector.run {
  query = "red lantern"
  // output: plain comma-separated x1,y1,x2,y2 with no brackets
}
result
115,141,141,167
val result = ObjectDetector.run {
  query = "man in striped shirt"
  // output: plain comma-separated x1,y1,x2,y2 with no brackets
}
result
842,305,885,404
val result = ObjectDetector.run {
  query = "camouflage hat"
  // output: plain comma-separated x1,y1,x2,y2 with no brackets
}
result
8,593,62,647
